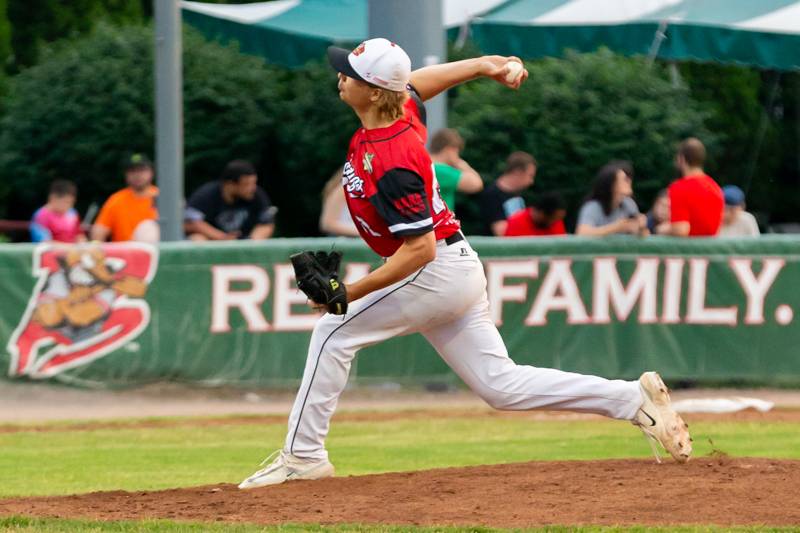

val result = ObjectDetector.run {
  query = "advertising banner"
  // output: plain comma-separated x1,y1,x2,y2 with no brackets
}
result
1,237,798,387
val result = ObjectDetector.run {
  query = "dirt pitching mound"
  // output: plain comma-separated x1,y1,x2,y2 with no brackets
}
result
2,458,799,527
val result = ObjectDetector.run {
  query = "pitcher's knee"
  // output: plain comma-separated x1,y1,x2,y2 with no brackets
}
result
469,381,516,410
307,315,360,368
310,314,346,347
313,313,340,334
482,393,518,410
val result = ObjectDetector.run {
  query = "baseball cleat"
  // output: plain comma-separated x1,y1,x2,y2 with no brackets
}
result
238,449,334,489
633,371,692,464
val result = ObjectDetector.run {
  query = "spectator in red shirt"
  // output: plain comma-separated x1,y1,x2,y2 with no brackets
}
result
657,138,723,237
504,192,567,237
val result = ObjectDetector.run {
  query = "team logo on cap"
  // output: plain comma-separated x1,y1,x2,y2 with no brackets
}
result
352,42,366,56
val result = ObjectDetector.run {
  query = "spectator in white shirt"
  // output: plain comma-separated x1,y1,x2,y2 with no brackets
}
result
719,185,760,237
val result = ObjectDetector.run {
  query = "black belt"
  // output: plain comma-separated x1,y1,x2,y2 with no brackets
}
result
444,231,465,246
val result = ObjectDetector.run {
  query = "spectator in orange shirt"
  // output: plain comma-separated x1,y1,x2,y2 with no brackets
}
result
91,154,159,242
657,138,723,237
504,192,567,237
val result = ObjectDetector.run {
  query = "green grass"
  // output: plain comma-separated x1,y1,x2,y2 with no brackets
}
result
0,414,798,498
1,517,797,532
1,412,799,532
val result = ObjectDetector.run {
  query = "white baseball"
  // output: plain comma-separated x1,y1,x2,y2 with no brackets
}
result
505,61,523,83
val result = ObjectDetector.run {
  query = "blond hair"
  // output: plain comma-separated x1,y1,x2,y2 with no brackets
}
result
374,88,408,123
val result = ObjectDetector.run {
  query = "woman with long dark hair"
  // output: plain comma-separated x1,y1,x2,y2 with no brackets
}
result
576,161,647,236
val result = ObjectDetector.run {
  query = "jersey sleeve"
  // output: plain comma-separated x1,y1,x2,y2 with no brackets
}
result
185,184,215,222
669,182,689,223
67,209,83,239
405,84,427,127
503,209,528,236
479,187,507,225
94,197,115,230
621,196,641,216
550,219,568,236
29,209,52,242
576,201,603,227
434,164,462,193
744,212,761,236
253,188,276,225
370,168,433,237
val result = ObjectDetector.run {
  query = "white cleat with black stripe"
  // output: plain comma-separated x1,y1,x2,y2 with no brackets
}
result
633,371,692,464
238,450,335,489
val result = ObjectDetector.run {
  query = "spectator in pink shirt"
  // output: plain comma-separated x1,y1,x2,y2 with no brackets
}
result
30,180,85,243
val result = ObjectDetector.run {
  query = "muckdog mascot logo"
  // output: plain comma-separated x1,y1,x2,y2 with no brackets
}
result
7,242,158,378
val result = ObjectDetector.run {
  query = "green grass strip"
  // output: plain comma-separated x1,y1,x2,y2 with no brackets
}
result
0,415,798,497
2,516,799,532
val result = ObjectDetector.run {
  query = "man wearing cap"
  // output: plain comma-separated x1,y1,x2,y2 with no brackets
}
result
719,185,760,237
237,38,691,490
90,154,159,242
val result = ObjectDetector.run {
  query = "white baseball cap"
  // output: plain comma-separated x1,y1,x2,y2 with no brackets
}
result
327,38,411,92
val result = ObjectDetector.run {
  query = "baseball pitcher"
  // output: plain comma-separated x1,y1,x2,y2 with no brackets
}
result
239,39,691,489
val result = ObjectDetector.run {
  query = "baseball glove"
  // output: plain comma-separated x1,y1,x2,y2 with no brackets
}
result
290,250,348,315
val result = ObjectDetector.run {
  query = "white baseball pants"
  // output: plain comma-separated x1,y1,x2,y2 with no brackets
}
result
284,238,643,460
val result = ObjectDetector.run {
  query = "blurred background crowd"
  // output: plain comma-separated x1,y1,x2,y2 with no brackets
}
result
24,135,759,245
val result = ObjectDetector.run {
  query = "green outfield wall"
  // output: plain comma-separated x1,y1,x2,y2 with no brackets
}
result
1,237,798,387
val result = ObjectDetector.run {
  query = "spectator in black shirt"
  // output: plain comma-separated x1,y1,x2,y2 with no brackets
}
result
479,151,536,236
185,160,276,240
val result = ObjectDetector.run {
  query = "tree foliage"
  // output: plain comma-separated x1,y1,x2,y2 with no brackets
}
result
679,63,799,224
770,72,800,224
5,0,143,71
0,21,357,236
4,0,266,72
262,60,359,236
1,18,797,234
450,49,716,232
0,0,10,69
0,24,280,221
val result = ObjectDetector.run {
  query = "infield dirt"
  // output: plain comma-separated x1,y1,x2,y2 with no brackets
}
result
3,384,800,527
1,457,798,527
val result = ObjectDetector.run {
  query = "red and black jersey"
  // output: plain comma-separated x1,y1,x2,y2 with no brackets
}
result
342,87,461,257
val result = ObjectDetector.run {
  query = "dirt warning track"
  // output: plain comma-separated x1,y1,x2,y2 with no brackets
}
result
1,458,798,527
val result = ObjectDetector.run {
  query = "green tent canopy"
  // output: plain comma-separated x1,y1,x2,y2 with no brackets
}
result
182,0,800,71
470,0,800,70
180,0,506,67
